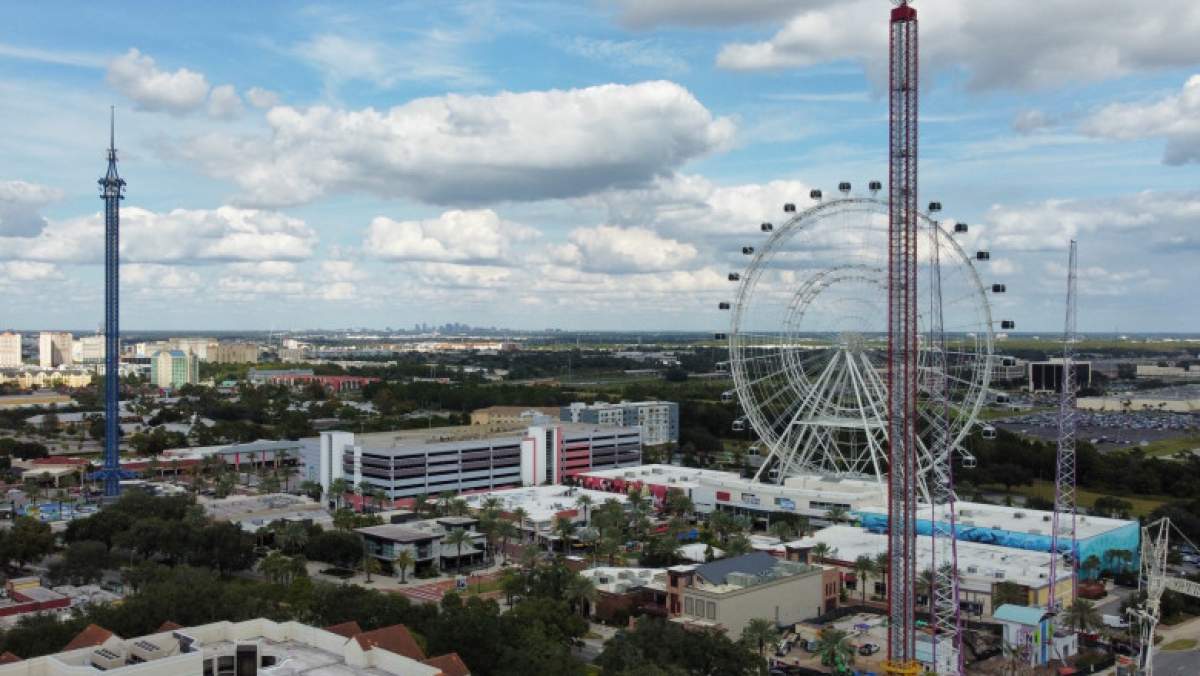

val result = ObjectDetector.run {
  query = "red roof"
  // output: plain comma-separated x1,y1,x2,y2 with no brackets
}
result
324,621,364,639
354,624,425,661
157,621,183,632
31,456,88,466
64,624,115,651
423,652,471,676
0,652,20,664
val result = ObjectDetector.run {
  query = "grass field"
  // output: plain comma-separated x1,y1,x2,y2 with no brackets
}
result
985,479,1169,517
1161,638,1197,651
1140,435,1200,458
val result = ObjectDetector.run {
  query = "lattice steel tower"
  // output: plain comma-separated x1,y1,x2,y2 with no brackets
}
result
885,1,920,674
1049,240,1079,610
98,108,125,498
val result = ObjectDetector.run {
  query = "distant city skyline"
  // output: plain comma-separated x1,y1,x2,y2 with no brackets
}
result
1,2,1198,332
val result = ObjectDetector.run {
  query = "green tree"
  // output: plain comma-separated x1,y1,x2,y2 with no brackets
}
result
992,581,1028,608
300,480,323,502
769,519,798,542
1063,598,1102,633
575,493,594,524
48,540,111,585
553,515,577,556
275,521,309,555
740,617,780,664
327,477,349,509
444,528,473,575
1081,554,1102,580
815,627,855,673
5,517,54,571
395,549,414,584
564,574,596,617
826,505,850,524
811,541,833,562
853,555,873,604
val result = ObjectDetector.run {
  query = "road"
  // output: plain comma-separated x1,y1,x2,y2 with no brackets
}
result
1152,648,1200,675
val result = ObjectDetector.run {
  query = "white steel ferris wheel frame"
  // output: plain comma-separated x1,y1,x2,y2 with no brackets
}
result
727,197,994,503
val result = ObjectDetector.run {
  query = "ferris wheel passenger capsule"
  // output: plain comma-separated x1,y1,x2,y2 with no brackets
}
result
954,223,969,234
728,273,741,282
783,203,796,213
981,425,997,440
928,201,942,212
714,333,727,340
761,222,774,232
721,391,734,403
718,302,731,310
868,181,882,195
976,251,991,261
742,246,755,255
732,418,746,432
810,189,823,200
838,182,851,194
1000,320,1015,330
991,284,1006,293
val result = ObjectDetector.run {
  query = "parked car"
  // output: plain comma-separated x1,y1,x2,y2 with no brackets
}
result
858,643,880,656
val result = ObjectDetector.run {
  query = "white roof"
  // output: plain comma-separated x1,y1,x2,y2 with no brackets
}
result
580,566,667,593
461,485,626,524
926,501,1133,540
789,525,1071,590
677,543,723,563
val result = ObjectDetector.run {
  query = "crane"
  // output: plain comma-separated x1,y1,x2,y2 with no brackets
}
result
1128,517,1200,676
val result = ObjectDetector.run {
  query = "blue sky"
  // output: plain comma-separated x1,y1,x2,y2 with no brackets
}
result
0,0,1197,332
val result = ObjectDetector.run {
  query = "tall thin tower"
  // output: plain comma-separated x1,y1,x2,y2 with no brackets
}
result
1049,241,1079,611
98,107,125,498
885,1,920,674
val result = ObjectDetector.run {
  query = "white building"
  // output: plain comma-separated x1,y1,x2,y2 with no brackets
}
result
73,334,105,363
562,400,679,446
461,485,628,537
39,331,73,368
0,332,21,367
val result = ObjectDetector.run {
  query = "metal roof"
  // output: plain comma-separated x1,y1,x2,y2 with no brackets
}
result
992,604,1048,626
694,551,779,585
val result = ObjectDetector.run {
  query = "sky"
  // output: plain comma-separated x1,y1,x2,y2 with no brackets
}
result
1,0,1198,333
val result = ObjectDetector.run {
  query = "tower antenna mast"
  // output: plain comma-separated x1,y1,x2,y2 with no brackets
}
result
1049,241,1079,612
885,0,920,673
97,106,127,499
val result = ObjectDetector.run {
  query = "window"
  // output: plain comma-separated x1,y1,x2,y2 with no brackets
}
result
685,597,694,615
706,601,716,620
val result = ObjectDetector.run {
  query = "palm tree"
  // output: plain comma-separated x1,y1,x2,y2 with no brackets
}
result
553,514,577,556
826,505,850,524
565,574,596,617
496,519,518,564
449,498,470,517
394,549,414,584
575,494,594,524
740,618,780,663
811,542,833,563
443,528,473,575
510,507,530,543
1063,598,1102,633
1081,554,1102,580
992,580,1027,608
873,552,889,599
769,520,798,542
853,555,873,604
815,627,854,673
276,521,309,555
328,477,349,510
362,553,381,583
918,567,935,612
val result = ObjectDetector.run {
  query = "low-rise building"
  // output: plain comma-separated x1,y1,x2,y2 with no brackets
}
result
1028,359,1093,393
0,578,70,620
579,567,668,623
0,617,469,675
469,405,558,426
0,368,93,388
787,526,1075,620
460,485,628,542
665,552,835,636
1135,363,1199,381
357,517,486,574
209,342,259,364
992,604,1078,667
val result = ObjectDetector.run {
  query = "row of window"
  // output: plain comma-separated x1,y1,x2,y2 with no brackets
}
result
683,596,717,621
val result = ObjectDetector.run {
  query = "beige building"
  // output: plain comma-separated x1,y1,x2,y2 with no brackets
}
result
169,337,217,360
0,617,469,675
210,341,260,364
38,331,73,368
0,332,21,367
469,405,558,426
666,552,833,636
0,368,93,389
1136,364,1199,381
151,350,199,389
73,334,105,363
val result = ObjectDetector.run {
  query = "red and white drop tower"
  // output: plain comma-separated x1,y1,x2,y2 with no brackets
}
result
885,1,921,675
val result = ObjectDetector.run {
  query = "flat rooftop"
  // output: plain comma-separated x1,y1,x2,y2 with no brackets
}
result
461,485,627,523
791,525,1070,590
894,500,1135,541
201,494,330,532
579,566,666,593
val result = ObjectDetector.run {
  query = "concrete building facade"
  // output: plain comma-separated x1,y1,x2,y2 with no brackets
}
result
38,331,73,368
0,332,21,367
210,342,259,364
73,334,105,364
469,405,558,426
562,400,679,446
151,350,199,389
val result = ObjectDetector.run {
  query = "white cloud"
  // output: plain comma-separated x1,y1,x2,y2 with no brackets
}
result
0,206,317,263
321,260,366,282
0,261,60,282
177,81,734,206
122,263,201,290
106,48,210,114
1012,109,1053,135
364,209,537,263
560,37,688,74
715,1,1200,91
555,225,697,273
295,34,485,89
0,180,63,236
605,0,811,28
207,84,243,119
245,87,280,109
225,261,298,278
1082,74,1200,165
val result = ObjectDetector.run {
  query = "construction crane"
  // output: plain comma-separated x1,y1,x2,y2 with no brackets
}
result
1128,518,1200,676
884,1,920,674
1048,240,1079,613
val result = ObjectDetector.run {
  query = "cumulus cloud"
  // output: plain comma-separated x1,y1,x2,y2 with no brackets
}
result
122,263,202,290
0,206,316,263
714,0,1200,91
1082,74,1200,165
176,81,734,206
245,87,280,109
606,0,811,28
0,261,60,282
106,48,210,114
555,225,697,273
364,209,537,263
0,180,63,236
207,84,243,119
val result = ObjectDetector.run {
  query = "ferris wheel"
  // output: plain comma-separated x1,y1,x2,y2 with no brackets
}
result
721,186,1000,502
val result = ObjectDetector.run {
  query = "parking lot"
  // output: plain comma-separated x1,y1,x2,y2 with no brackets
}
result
996,409,1198,452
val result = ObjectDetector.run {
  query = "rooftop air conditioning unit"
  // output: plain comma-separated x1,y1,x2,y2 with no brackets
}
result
91,647,124,671
1014,512,1025,519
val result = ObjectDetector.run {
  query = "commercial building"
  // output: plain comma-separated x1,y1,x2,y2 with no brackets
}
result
1079,384,1200,413
1136,363,1200,381
469,405,558,426
210,342,260,364
460,485,628,541
1028,359,1093,393
0,617,469,675
247,368,379,392
788,526,1074,620
38,331,73,368
993,604,1078,667
578,567,669,623
0,332,21,367
73,334,105,364
151,350,199,389
665,552,835,636
358,516,487,574
562,400,679,446
0,577,70,619
310,422,641,501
